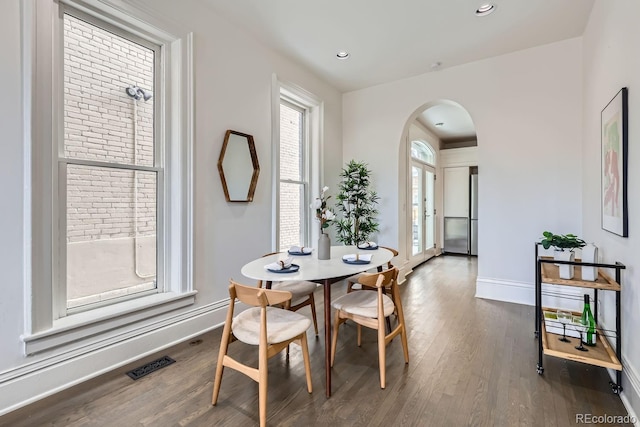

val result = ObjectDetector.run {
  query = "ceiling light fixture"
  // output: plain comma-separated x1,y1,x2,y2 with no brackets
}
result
336,51,350,59
475,3,496,16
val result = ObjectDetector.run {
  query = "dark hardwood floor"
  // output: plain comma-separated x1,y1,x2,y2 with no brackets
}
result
1,256,631,426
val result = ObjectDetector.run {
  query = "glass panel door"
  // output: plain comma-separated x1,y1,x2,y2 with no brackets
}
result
411,166,423,256
411,161,436,262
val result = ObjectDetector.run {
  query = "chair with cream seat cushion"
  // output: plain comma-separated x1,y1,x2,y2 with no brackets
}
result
212,280,313,427
331,266,408,389
259,253,319,336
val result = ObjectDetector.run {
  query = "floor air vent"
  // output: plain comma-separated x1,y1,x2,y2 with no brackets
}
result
126,356,176,380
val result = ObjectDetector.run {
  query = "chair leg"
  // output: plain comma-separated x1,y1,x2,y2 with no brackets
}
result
212,330,231,405
378,319,387,389
309,293,319,336
400,324,409,364
258,346,268,427
330,310,341,367
357,324,362,347
394,292,410,364
299,333,313,393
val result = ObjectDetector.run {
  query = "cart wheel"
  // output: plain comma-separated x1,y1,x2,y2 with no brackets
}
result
610,381,623,394
536,364,544,375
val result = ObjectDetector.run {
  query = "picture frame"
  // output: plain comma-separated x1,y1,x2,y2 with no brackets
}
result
601,87,628,237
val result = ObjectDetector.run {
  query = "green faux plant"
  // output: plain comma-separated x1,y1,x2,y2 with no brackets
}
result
540,231,586,252
334,160,380,245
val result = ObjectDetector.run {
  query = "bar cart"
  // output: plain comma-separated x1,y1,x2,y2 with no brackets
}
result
534,243,625,394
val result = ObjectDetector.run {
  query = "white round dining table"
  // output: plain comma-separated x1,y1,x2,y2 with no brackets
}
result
241,245,394,397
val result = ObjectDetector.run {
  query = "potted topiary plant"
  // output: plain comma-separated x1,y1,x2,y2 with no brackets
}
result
334,160,380,246
540,231,586,279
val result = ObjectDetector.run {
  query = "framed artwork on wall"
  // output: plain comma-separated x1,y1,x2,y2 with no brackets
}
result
601,87,628,237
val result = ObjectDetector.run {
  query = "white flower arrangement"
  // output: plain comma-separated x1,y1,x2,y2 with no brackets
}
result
311,186,335,234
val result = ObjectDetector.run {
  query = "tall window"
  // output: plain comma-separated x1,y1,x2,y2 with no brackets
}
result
278,100,308,251
61,11,160,312
25,0,193,352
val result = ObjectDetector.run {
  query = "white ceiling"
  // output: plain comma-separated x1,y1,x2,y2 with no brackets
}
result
417,103,477,142
203,0,594,139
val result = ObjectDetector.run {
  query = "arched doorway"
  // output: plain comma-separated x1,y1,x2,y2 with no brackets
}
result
399,100,477,273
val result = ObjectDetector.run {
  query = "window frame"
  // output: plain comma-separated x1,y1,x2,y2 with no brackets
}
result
22,0,194,355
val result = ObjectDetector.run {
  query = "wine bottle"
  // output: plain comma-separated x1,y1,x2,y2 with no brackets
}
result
581,294,596,346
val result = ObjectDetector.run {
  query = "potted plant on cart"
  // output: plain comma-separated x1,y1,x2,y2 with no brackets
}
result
540,231,586,279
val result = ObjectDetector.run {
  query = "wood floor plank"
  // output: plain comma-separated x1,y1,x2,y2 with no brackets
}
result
0,255,633,426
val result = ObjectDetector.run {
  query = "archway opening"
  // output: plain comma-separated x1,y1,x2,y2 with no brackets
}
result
398,99,478,272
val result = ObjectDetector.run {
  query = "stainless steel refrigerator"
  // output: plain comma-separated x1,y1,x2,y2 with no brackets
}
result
443,167,478,255
470,173,478,256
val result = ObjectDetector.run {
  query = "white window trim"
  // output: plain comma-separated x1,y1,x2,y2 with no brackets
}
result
22,0,194,355
272,77,324,249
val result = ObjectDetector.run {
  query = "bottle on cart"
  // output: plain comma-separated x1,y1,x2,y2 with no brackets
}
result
581,294,596,346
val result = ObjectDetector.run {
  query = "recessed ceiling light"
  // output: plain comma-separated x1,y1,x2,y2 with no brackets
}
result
475,3,496,16
336,51,350,59
435,122,444,127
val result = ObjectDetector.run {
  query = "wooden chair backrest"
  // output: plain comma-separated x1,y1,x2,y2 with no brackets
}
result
379,246,399,257
378,246,398,268
357,266,399,289
229,280,292,307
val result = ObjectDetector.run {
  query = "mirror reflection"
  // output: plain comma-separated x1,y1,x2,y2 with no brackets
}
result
218,130,260,202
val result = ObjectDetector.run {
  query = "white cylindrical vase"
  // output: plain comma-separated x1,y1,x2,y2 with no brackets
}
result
582,243,598,281
554,250,575,279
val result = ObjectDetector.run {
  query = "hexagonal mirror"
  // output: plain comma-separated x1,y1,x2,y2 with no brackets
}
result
218,130,260,202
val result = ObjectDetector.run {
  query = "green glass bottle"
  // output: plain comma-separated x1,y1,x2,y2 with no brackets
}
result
581,294,596,346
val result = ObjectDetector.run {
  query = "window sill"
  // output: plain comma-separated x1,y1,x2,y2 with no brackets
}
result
22,291,197,355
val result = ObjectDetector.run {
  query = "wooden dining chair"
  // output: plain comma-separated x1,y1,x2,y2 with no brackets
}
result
345,246,399,332
258,253,319,337
345,246,399,293
330,266,409,389
212,280,313,427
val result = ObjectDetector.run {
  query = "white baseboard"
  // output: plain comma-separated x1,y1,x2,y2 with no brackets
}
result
475,276,534,306
0,302,228,416
397,259,412,285
619,356,640,426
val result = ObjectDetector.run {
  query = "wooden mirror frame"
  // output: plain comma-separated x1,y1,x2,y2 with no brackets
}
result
217,130,260,202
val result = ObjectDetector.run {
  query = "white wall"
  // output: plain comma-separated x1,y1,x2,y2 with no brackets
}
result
0,0,342,414
582,0,640,417
343,38,583,303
